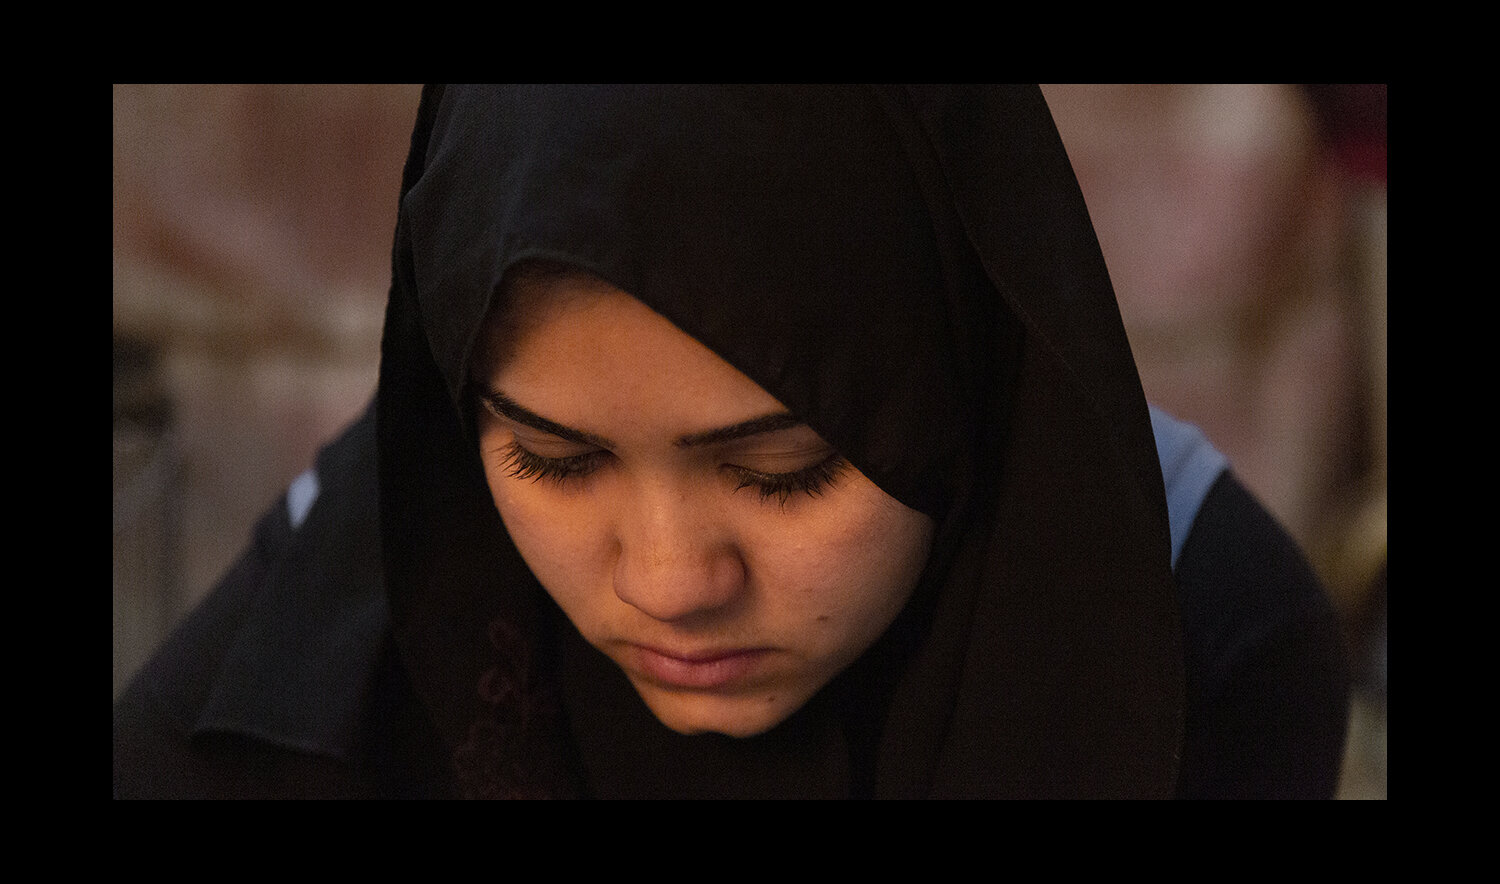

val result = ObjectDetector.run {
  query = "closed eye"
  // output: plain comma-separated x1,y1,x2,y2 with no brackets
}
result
496,438,849,508
477,387,849,506
499,439,609,483
725,453,850,506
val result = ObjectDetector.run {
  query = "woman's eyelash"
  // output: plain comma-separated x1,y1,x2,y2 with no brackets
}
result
726,454,850,506
499,440,849,505
500,440,607,483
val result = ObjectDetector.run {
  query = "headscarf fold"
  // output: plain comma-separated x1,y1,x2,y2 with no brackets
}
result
377,85,1184,798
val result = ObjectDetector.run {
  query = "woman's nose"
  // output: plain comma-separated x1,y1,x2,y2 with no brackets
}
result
613,492,747,623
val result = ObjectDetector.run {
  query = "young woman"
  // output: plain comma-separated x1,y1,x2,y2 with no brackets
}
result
114,85,1349,799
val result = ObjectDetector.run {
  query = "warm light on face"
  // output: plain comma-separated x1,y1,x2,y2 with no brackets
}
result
473,272,935,738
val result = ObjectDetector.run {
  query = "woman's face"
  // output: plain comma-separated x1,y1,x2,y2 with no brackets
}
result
474,272,935,738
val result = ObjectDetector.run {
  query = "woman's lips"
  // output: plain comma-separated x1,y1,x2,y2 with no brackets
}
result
629,645,771,690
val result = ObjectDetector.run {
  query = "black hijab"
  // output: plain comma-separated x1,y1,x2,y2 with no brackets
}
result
376,85,1183,798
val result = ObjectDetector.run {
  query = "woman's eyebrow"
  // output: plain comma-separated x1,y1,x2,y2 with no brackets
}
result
478,386,805,449
478,388,614,449
674,412,805,447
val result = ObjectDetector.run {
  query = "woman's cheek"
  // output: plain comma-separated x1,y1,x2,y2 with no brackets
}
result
742,477,932,620
495,484,590,566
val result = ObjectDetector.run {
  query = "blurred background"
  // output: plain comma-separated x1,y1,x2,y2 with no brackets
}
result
1042,84,1387,800
113,84,420,698
112,84,1386,798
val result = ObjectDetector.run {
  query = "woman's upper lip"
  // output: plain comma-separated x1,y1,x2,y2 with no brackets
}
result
633,644,766,663
627,643,773,690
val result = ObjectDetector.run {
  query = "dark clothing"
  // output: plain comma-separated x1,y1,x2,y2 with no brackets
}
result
114,85,1348,798
114,410,449,799
1174,473,1350,799
112,408,1348,799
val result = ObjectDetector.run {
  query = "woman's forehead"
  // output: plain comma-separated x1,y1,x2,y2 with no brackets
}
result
481,271,791,436
475,263,616,378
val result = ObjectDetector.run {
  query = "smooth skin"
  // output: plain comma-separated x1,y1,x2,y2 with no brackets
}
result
474,272,935,738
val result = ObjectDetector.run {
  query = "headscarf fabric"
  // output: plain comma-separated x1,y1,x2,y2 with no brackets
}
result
377,85,1184,798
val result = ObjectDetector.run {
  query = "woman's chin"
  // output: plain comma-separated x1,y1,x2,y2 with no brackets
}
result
631,680,809,739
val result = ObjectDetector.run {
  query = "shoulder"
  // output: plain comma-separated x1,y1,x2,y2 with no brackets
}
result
113,408,401,798
1148,406,1350,799
1172,470,1351,799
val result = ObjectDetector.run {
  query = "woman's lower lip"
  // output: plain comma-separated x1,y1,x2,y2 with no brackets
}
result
629,646,770,689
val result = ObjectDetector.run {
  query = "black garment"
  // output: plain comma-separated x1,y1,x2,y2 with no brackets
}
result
111,411,1346,798
114,85,1348,798
1174,473,1350,799
113,410,450,799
